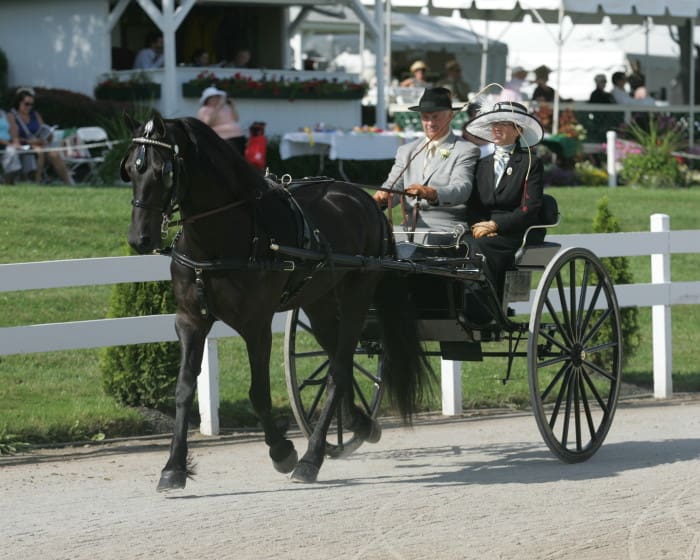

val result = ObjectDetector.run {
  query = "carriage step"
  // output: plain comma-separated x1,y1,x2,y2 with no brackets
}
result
440,341,483,361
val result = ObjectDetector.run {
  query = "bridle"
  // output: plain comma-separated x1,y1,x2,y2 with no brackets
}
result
128,122,250,240
129,130,182,239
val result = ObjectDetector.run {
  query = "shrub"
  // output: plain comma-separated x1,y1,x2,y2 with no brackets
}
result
619,114,685,188
100,245,180,409
575,160,608,186
592,196,640,368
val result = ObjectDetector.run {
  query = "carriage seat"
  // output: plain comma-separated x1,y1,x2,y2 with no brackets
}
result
513,194,561,269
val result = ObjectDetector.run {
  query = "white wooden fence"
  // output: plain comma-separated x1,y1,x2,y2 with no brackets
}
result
2,214,699,435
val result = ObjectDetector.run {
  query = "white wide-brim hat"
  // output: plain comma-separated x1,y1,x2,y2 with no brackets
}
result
199,86,227,105
465,101,544,147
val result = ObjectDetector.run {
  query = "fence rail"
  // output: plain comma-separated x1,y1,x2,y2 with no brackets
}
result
1,215,698,434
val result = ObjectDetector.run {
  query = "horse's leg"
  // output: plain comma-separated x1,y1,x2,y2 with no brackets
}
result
157,312,213,492
291,276,377,482
243,323,298,474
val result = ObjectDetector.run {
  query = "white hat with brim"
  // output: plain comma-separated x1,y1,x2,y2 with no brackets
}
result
465,101,544,147
199,86,227,105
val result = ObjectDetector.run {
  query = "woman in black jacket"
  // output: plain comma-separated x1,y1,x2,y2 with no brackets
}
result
463,101,545,301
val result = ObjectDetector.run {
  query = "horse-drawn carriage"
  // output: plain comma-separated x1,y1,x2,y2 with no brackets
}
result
282,193,622,465
122,114,622,490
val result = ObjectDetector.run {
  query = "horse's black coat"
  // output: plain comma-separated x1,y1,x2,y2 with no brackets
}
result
122,113,433,487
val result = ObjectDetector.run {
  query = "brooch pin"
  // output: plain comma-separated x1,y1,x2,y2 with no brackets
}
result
506,167,513,176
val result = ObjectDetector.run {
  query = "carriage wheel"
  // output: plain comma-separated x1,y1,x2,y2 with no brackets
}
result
528,247,622,463
284,308,384,459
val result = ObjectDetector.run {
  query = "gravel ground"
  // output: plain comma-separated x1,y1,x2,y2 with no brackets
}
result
1,395,699,560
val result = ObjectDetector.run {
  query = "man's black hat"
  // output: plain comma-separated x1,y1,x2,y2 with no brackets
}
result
408,87,462,112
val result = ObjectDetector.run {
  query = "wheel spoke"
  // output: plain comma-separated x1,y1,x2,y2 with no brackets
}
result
581,308,612,346
537,353,571,369
548,366,572,430
306,376,328,421
578,373,597,441
544,295,573,347
576,261,592,339
554,270,574,342
295,350,331,359
581,358,617,382
561,371,575,447
569,259,577,342
579,282,604,340
573,368,582,451
298,360,330,390
580,366,609,411
297,319,314,334
537,327,570,354
541,362,571,401
352,376,373,415
352,360,381,385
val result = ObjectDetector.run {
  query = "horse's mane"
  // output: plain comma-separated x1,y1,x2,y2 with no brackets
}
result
172,117,268,199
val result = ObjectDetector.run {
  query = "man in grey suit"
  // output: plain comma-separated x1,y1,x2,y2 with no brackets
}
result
374,87,479,233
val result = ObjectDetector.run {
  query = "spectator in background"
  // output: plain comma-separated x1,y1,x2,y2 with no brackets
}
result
196,86,246,155
610,71,631,104
628,70,655,105
400,60,432,88
133,32,164,69
532,65,555,102
11,87,73,184
589,74,614,103
498,66,528,101
1,107,21,184
230,48,251,68
438,60,471,102
190,49,210,66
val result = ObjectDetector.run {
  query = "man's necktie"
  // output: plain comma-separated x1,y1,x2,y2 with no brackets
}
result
493,147,510,185
424,142,437,171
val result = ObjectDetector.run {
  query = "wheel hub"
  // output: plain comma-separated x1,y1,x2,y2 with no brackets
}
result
571,343,586,367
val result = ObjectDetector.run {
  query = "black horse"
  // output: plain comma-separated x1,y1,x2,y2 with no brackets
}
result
121,113,432,489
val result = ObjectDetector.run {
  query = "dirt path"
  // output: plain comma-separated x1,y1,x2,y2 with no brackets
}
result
1,396,699,560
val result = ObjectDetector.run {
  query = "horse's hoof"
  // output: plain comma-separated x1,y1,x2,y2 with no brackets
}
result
157,470,187,492
273,448,298,474
290,460,320,483
366,420,382,444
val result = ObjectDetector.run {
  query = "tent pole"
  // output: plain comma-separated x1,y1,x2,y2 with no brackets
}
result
551,4,564,136
374,0,387,129
480,19,489,90
690,20,695,148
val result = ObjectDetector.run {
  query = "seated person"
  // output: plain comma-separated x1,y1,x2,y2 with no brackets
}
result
133,31,164,69
196,86,246,154
373,87,479,236
437,60,471,102
400,60,432,88
1,107,22,184
462,101,545,299
11,87,73,184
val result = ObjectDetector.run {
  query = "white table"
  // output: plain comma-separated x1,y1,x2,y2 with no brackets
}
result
279,130,421,180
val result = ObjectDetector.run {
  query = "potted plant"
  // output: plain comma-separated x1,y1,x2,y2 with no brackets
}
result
95,72,161,101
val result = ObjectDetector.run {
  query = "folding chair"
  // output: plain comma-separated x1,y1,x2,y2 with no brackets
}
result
62,126,112,184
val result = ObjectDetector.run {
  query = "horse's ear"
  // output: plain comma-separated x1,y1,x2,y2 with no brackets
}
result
151,110,167,137
123,112,140,133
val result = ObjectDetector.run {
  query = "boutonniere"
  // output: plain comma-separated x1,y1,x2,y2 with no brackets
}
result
440,149,450,159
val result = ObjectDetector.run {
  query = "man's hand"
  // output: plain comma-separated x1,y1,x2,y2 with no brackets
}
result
404,184,437,202
373,189,390,208
471,220,498,239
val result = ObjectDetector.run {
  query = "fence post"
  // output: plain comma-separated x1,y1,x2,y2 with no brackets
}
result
198,337,220,435
606,130,617,187
650,214,672,398
440,359,462,415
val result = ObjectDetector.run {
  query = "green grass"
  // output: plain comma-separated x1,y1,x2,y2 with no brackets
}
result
1,184,699,445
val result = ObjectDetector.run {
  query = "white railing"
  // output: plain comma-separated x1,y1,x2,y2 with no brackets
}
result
1,214,699,434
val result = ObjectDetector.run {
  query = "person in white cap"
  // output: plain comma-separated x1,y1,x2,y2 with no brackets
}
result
400,60,432,88
498,66,528,102
196,86,246,154
463,101,545,300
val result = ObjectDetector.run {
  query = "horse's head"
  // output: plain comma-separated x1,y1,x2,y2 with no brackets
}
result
121,112,181,254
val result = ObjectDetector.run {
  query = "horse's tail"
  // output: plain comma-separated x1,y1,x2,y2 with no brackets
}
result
373,271,435,424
